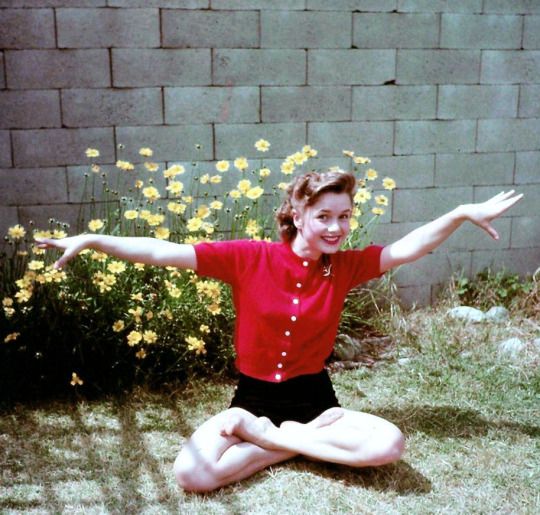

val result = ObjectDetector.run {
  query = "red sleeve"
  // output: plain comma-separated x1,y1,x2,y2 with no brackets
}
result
340,245,385,290
194,239,261,285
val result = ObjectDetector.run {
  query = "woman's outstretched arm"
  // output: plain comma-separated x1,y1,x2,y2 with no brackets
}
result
36,234,197,270
380,190,523,273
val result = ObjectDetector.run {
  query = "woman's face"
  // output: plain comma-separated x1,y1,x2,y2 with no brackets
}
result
292,191,352,259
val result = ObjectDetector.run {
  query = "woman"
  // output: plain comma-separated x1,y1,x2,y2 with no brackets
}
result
37,169,522,492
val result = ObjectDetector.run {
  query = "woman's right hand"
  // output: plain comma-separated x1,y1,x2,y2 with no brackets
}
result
35,234,94,269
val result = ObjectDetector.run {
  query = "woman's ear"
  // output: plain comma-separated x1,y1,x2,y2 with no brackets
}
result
292,208,303,229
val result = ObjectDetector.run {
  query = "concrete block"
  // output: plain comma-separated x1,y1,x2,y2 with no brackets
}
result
515,151,540,184
5,50,110,89
438,85,518,119
435,152,514,186
474,184,539,218
0,131,12,167
262,11,351,48
472,248,540,277
165,87,259,124
477,119,540,152
395,120,476,155
309,0,398,9
519,85,540,117
18,204,86,234
353,13,438,49
108,0,207,6
353,85,436,120
0,207,18,247
398,0,482,12
393,186,473,222
213,49,306,86
113,49,211,87
115,125,214,162
0,9,55,48
62,89,163,127
12,128,115,168
397,50,480,84
375,221,422,246
483,0,540,14
308,50,395,85
524,16,540,48
0,167,67,206
0,1,106,5
439,218,511,251
213,0,304,8
441,14,522,49
163,10,258,49
308,122,393,157
481,51,540,84
215,123,306,159
395,284,432,308
0,90,61,129
368,154,435,188
262,87,351,122
57,8,159,48
0,53,4,88
511,217,540,248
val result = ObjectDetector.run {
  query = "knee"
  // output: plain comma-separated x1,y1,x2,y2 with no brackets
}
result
374,425,405,466
173,451,218,493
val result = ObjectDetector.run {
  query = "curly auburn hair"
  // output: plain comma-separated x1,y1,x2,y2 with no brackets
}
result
275,169,357,243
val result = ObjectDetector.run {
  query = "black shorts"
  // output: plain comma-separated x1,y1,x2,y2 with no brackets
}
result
229,369,341,426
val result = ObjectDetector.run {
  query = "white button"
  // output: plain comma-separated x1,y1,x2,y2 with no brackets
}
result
291,315,297,322
296,283,302,288
302,261,309,267
293,298,299,305
275,373,282,381
281,351,287,357
285,330,291,336
277,363,283,369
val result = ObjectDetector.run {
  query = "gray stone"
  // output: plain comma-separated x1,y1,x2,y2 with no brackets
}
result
393,253,471,287
0,8,55,48
481,51,540,84
0,53,4,89
511,217,540,249
472,248,540,278
308,0,396,9
261,11,351,48
57,8,160,48
435,152,514,186
448,306,486,322
399,0,482,12
485,306,510,322
108,0,206,6
0,90,61,129
0,131,11,167
498,337,526,357
368,155,435,189
519,85,540,117
478,119,540,153
515,151,540,184
214,0,304,8
0,168,68,206
524,15,540,48
484,0,540,14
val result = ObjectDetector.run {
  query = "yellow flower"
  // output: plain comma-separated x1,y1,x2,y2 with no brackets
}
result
85,148,100,158
8,224,26,240
107,260,126,274
163,164,185,178
278,182,289,190
245,219,261,237
342,150,355,158
92,271,116,293
207,303,221,315
210,175,222,184
143,330,158,344
196,204,211,219
200,173,210,184
375,194,388,206
354,188,371,204
88,219,105,232
234,156,249,171
135,348,147,359
280,160,295,175
366,168,378,180
202,222,214,234
210,200,223,210
2,297,13,308
353,156,371,164
349,218,359,230
91,164,100,173
290,152,308,165
52,229,67,239
196,280,222,301
229,189,241,199
127,330,142,346
259,167,271,178
216,160,230,172
91,250,107,262
200,324,210,334
139,147,153,157
183,195,193,204
246,186,264,200
4,332,20,343
144,162,159,172
134,263,145,271
15,288,32,303
372,207,385,216
142,186,160,202
382,177,396,190
135,179,144,189
155,227,170,240
166,180,184,196
146,213,165,226
255,139,270,152
187,217,203,232
33,230,52,239
28,260,44,271
70,372,83,386
185,335,207,355
165,280,182,298
168,202,187,215
124,210,138,220
302,145,318,157
112,320,125,332
237,179,252,194
116,160,134,171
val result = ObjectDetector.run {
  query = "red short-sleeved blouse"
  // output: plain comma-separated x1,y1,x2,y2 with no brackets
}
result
194,239,384,382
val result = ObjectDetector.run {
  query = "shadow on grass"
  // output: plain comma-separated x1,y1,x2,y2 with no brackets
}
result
370,404,540,439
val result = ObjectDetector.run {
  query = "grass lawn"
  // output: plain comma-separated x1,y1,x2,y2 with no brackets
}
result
1,305,538,514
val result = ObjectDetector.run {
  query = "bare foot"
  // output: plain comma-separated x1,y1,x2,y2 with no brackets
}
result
220,413,280,450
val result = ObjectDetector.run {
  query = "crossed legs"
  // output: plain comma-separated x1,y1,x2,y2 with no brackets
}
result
174,407,405,493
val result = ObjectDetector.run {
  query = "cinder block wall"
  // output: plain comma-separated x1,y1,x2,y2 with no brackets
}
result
1,0,539,305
